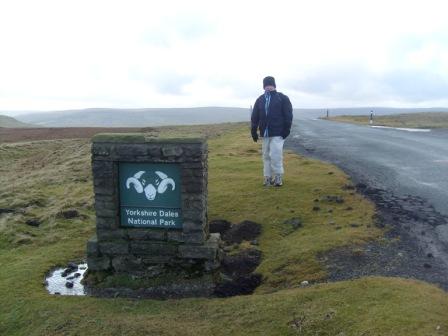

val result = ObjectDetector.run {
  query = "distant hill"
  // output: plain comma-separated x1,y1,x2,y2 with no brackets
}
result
10,106,448,127
16,107,252,127
0,115,35,128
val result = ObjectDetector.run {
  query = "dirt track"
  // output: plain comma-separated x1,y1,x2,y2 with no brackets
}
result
0,127,155,143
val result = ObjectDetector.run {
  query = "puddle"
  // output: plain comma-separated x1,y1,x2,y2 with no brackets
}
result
45,262,88,296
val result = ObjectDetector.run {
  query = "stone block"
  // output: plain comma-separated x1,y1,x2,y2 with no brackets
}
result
93,183,115,196
95,208,117,218
112,255,143,273
99,241,129,255
162,146,183,157
127,229,166,241
92,144,111,156
181,162,205,169
183,221,203,233
87,256,111,271
94,199,116,211
182,210,205,222
115,144,148,156
130,242,178,256
166,231,184,242
141,256,175,264
96,228,128,241
86,235,99,257
178,243,217,261
96,216,118,229
92,160,114,174
182,232,206,244
184,183,205,193
95,194,117,204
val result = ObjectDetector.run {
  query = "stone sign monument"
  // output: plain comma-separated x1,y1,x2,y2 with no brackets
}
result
86,133,222,298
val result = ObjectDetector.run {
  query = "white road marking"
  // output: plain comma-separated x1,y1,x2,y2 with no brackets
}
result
371,125,431,132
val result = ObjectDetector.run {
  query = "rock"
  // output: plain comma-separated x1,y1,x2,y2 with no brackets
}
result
74,272,81,278
65,282,74,288
67,262,78,270
328,172,334,175
345,207,353,211
79,266,87,270
25,218,41,227
350,223,361,228
283,217,302,230
312,206,320,211
300,280,309,287
54,292,61,295
335,226,342,230
423,263,432,269
329,221,335,225
322,195,345,204
314,199,319,202
60,209,80,219
209,219,232,235
427,253,434,258
356,183,367,189
222,220,262,244
250,239,259,246
66,276,75,280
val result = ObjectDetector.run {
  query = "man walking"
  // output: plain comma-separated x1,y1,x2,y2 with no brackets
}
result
251,76,293,187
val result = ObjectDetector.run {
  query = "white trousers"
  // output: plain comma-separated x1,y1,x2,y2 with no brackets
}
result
262,136,285,177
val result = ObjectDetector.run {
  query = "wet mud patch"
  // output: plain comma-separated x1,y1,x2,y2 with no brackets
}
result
320,184,448,290
220,220,261,244
210,219,263,297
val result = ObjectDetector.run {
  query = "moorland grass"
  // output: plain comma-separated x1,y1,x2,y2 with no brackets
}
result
0,123,447,335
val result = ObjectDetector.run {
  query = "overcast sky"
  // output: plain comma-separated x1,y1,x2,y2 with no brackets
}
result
1,0,448,113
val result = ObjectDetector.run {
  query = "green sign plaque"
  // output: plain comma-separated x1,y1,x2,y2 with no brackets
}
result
119,163,182,229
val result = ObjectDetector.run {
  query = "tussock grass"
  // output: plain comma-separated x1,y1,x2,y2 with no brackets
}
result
0,124,447,335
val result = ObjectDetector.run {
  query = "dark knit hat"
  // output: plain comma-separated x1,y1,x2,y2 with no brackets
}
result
263,76,276,89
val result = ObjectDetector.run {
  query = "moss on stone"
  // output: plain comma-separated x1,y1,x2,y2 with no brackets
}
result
92,132,205,144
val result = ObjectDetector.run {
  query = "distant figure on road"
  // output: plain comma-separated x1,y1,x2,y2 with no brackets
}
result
251,76,293,187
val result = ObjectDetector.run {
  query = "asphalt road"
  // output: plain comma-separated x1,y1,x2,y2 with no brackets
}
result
287,118,448,247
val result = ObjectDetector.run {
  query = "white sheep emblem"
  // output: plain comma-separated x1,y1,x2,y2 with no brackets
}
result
126,171,176,201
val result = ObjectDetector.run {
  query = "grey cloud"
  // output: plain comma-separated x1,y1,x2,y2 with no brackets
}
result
284,64,448,104
383,70,448,102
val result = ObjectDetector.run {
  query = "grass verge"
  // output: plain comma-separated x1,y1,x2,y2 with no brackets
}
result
325,112,448,129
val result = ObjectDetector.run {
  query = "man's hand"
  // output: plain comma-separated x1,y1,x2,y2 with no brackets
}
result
251,131,259,142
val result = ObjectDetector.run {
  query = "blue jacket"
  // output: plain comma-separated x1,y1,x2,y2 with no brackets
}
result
251,90,293,138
